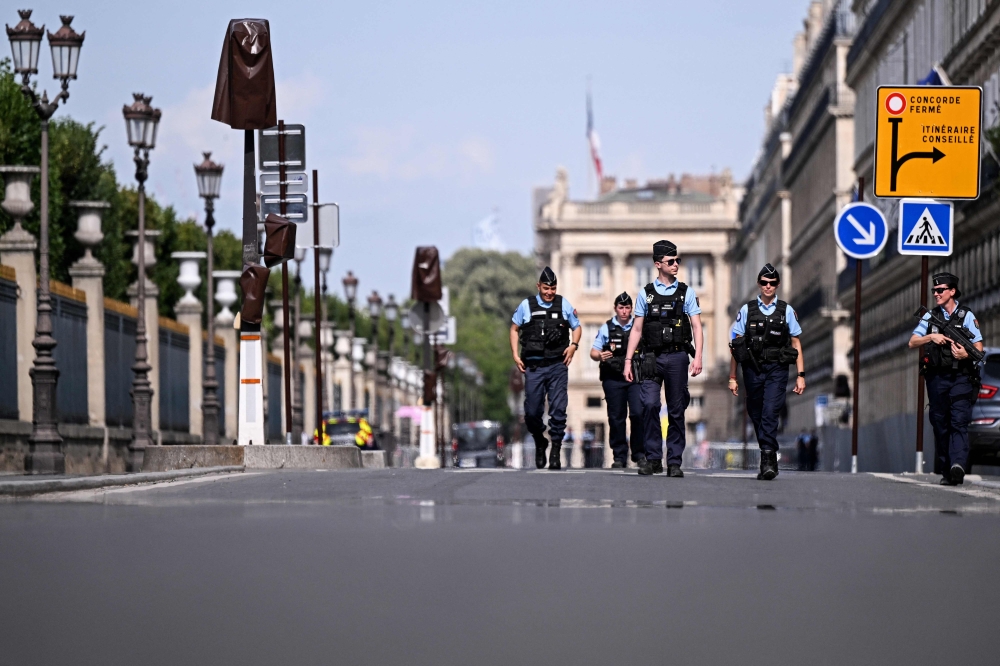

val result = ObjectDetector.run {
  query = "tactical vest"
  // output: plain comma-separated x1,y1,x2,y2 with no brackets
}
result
600,317,632,381
746,299,794,363
641,282,692,353
922,305,977,376
519,294,570,363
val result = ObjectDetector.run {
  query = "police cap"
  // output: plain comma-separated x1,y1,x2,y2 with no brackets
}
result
758,263,780,283
653,240,677,259
538,266,557,286
614,291,633,307
933,272,961,299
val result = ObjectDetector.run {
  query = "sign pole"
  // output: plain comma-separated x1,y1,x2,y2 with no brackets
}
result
851,177,864,474
312,169,323,439
277,120,293,445
238,128,266,446
915,256,928,472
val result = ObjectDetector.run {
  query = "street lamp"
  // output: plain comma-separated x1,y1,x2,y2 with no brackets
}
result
342,271,358,410
400,309,411,361
384,294,399,441
6,11,85,474
292,246,307,438
367,291,382,427
317,246,332,414
123,92,161,471
194,152,223,445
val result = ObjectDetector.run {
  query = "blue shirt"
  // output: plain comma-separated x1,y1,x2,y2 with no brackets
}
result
912,303,983,342
634,278,702,318
732,297,802,338
511,294,581,329
592,316,634,350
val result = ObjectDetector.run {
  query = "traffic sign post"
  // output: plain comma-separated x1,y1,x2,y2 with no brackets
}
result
874,86,982,199
896,198,954,473
834,184,889,473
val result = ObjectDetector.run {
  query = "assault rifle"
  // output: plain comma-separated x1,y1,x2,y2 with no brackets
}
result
914,306,985,364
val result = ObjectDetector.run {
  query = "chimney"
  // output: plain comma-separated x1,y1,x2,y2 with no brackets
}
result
600,175,617,194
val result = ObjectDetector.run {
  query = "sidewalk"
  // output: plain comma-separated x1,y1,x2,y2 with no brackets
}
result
0,466,243,497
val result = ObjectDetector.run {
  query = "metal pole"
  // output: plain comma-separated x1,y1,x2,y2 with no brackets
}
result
851,177,864,474
278,119,293,444
129,150,154,471
293,258,303,441
349,302,357,410
237,128,265,446
202,197,220,445
26,117,63,473
915,255,928,472
312,169,323,437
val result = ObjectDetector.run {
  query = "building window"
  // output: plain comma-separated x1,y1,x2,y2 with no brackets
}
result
634,258,653,290
689,395,704,408
587,396,602,408
687,257,704,289
583,257,604,291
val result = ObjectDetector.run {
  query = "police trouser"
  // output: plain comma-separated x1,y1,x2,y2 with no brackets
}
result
602,377,645,462
925,372,974,472
639,351,689,466
524,361,568,447
741,361,789,453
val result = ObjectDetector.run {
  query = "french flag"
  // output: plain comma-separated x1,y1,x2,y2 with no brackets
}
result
587,91,603,182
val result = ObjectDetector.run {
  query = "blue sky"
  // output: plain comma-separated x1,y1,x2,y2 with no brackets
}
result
16,0,804,300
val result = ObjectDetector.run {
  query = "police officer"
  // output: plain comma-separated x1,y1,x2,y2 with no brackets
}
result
510,266,582,470
623,240,703,477
590,292,645,468
908,272,983,485
727,264,805,480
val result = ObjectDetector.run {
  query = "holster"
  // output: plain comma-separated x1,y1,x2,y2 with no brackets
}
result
730,336,749,364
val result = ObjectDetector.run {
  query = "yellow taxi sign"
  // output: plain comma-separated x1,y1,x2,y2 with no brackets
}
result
874,86,982,199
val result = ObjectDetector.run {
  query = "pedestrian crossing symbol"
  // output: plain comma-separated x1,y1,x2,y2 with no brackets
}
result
898,199,953,256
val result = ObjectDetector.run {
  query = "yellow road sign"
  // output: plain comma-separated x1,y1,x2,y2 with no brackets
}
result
874,86,982,199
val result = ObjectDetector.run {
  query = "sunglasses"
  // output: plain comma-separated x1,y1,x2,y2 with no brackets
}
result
658,258,681,266
758,279,779,287
932,286,952,294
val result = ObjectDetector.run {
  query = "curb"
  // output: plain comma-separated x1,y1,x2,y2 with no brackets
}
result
0,466,244,497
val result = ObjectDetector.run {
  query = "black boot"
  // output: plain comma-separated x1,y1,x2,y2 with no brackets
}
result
758,450,778,481
651,460,664,474
535,439,549,469
667,464,684,478
548,443,562,470
950,464,965,485
611,459,627,469
637,459,653,476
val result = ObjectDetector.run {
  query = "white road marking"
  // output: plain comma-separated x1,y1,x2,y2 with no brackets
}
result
38,472,260,501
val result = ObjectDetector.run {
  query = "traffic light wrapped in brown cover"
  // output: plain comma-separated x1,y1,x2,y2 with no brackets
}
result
239,264,270,325
411,246,442,302
210,19,277,130
262,214,296,267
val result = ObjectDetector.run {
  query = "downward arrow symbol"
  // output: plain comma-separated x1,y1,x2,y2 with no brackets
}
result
847,214,876,245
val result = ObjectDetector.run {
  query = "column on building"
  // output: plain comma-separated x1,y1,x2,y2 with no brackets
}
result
214,270,241,443
779,190,792,296
712,252,730,371
173,252,206,439
610,251,628,299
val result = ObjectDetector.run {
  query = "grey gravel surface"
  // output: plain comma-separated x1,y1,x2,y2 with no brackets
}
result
1,469,998,666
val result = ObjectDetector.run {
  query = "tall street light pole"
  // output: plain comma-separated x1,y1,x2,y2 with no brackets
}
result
317,246,332,418
122,93,161,472
7,11,85,474
342,271,358,410
367,291,382,427
194,152,223,445
292,247,306,441
384,294,398,441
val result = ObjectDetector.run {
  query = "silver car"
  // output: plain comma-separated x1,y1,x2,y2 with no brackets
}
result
451,421,505,468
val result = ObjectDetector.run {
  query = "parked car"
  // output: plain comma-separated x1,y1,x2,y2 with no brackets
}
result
315,413,378,449
970,349,1000,470
451,421,505,468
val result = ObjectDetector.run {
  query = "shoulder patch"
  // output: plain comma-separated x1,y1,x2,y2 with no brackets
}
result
736,311,741,322
789,310,797,321
695,296,700,307
572,308,578,316
974,318,979,327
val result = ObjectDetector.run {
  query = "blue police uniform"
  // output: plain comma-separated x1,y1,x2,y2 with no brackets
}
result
593,316,645,464
512,294,580,460
634,277,701,468
732,296,802,455
913,303,983,476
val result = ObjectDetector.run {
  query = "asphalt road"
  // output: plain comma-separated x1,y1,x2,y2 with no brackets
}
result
2,468,999,666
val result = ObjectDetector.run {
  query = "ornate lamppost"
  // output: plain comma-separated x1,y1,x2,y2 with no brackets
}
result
342,270,358,410
7,11,85,474
317,247,332,415
194,152,223,444
122,93,161,471
384,294,399,440
367,291,382,427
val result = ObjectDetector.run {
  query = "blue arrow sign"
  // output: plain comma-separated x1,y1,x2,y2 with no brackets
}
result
898,199,953,256
834,202,888,260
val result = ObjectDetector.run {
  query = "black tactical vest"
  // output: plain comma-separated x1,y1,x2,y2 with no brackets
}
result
519,294,570,362
922,305,977,376
641,282,692,353
599,317,631,380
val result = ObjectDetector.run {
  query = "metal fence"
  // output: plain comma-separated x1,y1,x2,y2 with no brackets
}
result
159,321,190,433
51,285,88,424
205,339,226,437
266,357,282,443
0,272,17,420
104,301,136,427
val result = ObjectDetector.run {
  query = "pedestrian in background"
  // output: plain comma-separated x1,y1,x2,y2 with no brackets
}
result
510,267,582,470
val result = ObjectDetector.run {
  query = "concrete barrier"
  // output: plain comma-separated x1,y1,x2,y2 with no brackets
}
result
143,445,363,472
361,450,388,469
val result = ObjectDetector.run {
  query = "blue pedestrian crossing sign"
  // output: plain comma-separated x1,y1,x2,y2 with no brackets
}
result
834,202,889,260
897,199,954,256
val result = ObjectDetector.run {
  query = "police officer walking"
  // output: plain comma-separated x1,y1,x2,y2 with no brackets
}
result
728,264,805,480
510,266,582,470
590,292,645,468
623,240,703,477
908,272,983,485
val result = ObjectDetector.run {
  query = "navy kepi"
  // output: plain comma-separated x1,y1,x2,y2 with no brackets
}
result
758,263,780,281
653,239,677,257
614,291,632,306
539,266,557,285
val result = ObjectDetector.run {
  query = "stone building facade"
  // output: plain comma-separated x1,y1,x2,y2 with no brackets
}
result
533,168,742,466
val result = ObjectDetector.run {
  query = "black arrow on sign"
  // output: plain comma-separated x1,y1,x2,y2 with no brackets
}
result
889,117,945,192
